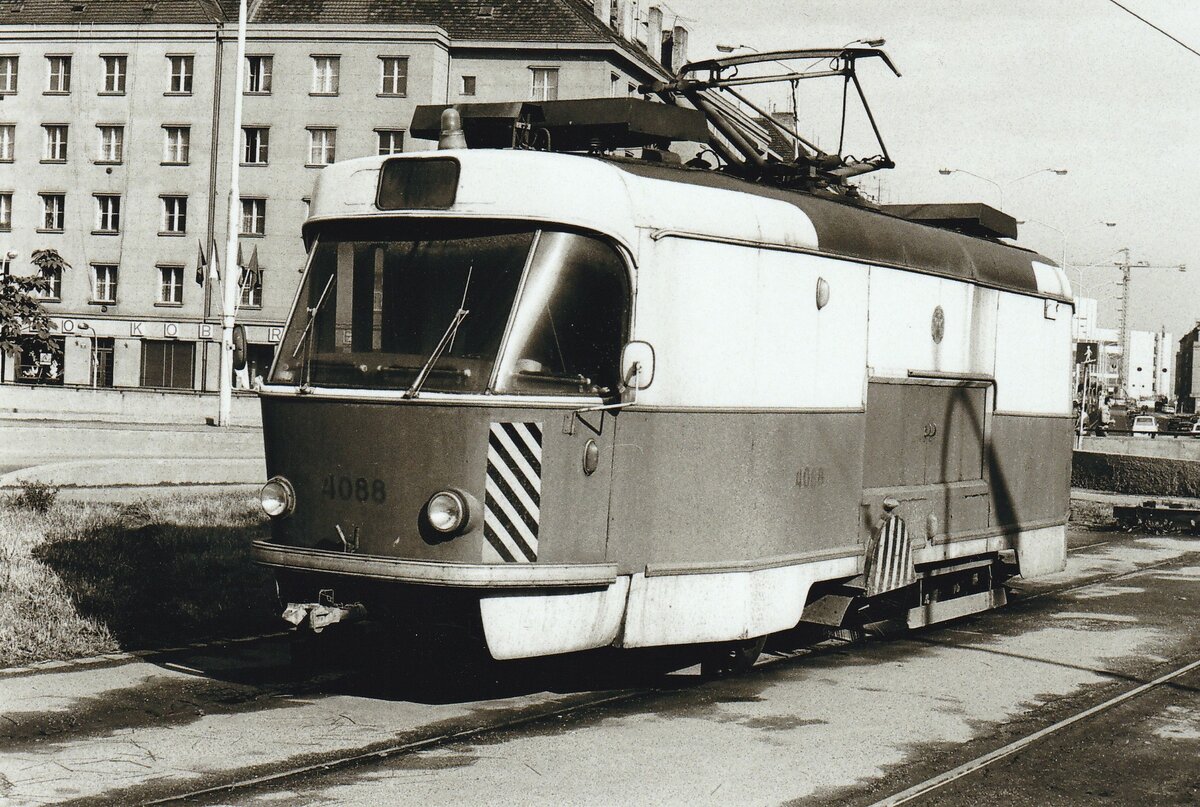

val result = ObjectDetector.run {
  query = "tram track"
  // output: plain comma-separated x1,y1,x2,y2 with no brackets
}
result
117,530,1192,807
866,652,1200,807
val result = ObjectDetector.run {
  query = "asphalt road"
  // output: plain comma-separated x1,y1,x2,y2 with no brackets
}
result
0,527,1197,806
0,418,265,488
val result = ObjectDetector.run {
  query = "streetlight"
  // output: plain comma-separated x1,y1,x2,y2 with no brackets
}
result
75,322,97,389
1017,219,1116,293
937,167,1068,211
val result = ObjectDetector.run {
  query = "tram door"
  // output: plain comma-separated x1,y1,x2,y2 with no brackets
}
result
862,378,990,541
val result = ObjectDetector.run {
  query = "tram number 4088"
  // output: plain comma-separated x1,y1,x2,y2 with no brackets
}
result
320,474,387,503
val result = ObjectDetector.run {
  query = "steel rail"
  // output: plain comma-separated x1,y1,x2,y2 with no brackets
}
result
868,653,1200,806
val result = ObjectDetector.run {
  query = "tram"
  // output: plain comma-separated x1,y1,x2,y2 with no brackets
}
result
252,48,1073,665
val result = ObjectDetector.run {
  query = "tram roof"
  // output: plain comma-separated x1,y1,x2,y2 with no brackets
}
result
306,149,1067,302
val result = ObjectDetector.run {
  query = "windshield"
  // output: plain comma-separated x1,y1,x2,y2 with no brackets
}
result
271,219,629,396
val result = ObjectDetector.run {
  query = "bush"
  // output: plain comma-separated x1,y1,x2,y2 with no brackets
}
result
10,480,59,512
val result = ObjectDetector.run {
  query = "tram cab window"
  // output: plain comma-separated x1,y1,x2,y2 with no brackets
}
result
271,220,628,398
494,231,628,397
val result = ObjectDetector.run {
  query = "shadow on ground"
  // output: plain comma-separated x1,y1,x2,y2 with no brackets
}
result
31,501,280,650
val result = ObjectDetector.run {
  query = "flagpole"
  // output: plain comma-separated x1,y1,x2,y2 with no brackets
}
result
218,0,248,427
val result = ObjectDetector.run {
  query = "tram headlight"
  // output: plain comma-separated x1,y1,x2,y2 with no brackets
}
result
260,476,296,519
423,489,473,536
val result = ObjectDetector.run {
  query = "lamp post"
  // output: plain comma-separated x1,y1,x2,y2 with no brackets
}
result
75,321,97,389
217,0,248,427
937,167,1068,211
1017,219,1116,294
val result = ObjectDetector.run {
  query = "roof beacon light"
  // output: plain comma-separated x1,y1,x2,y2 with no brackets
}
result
438,108,468,150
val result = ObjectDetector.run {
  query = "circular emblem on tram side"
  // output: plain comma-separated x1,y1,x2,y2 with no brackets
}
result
931,305,945,344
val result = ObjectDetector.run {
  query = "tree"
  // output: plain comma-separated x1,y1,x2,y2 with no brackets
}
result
0,249,70,357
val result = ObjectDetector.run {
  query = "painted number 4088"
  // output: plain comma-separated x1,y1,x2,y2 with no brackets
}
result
320,475,386,503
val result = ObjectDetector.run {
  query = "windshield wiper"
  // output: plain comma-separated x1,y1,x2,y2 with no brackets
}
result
405,308,470,399
290,272,336,360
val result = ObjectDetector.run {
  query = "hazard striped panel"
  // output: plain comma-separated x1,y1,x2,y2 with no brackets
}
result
865,515,917,596
482,422,542,563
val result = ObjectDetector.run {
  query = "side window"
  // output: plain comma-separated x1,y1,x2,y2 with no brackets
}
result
496,231,628,396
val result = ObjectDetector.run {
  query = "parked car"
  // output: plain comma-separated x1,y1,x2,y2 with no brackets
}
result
1191,422,1200,435
1132,415,1159,437
1162,403,1177,414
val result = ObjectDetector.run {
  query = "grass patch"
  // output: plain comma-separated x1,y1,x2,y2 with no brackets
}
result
0,492,278,668
1069,499,1115,530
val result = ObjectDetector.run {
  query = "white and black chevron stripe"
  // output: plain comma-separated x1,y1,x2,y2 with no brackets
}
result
483,421,542,563
866,515,916,596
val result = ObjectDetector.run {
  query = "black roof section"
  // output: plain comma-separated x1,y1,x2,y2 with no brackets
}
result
882,203,1018,241
611,160,1057,300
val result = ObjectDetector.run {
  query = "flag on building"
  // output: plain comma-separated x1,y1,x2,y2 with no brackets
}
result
195,240,207,285
244,245,262,289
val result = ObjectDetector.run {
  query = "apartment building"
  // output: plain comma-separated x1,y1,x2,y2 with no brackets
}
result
0,0,679,394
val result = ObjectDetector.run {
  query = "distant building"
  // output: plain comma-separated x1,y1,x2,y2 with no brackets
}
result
1177,325,1200,413
1125,328,1172,402
0,0,682,394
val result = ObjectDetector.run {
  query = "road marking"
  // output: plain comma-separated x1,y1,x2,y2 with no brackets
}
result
868,655,1200,806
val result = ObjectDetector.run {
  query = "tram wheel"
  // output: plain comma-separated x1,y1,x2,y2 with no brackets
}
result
699,636,767,678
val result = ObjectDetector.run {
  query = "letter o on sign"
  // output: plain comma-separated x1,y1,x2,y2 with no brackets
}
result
164,323,179,338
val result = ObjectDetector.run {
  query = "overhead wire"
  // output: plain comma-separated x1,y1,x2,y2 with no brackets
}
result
1104,0,1200,59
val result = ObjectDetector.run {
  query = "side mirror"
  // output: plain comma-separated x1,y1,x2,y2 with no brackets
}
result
620,340,655,391
232,324,248,371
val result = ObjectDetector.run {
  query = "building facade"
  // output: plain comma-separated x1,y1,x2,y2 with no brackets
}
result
1125,328,1172,403
0,0,680,395
1176,325,1200,414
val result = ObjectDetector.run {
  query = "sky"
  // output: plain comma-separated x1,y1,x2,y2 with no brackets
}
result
651,0,1200,341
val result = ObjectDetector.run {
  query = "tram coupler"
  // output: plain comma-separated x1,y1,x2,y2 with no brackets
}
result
281,590,367,633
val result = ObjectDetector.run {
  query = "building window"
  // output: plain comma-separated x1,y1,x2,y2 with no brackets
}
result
161,195,187,234
245,55,272,93
38,266,62,300
97,124,124,163
101,55,127,94
0,192,10,230
0,124,13,161
0,56,18,95
16,336,64,385
301,197,311,219
141,339,194,389
167,55,193,94
311,55,339,95
240,197,266,235
240,267,263,308
307,128,336,166
377,129,404,155
163,126,190,164
94,194,121,233
91,263,118,303
610,72,620,96
158,265,184,304
461,75,476,96
531,67,558,101
46,55,70,94
242,126,269,164
380,57,407,96
40,193,65,231
42,124,68,162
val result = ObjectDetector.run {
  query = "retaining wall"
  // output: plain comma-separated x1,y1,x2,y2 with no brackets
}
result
1073,449,1200,498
